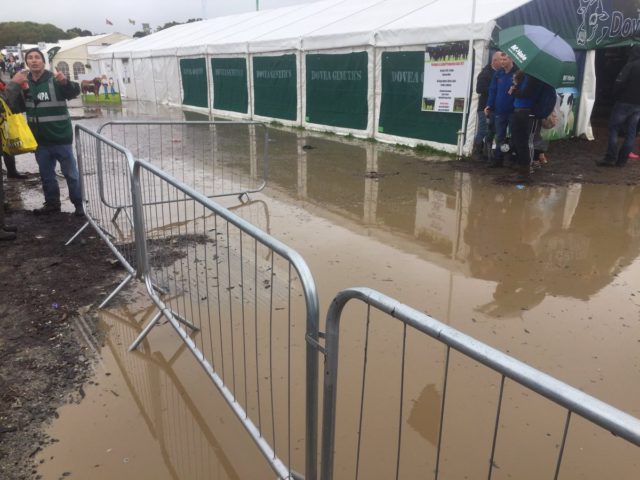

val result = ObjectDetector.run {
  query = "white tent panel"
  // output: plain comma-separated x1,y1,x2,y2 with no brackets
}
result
375,0,532,46
249,1,379,53
133,58,156,102
151,56,181,105
203,0,345,55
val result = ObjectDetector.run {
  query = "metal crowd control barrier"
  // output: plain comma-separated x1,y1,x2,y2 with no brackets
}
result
70,125,138,307
97,120,268,201
320,288,640,480
128,158,320,480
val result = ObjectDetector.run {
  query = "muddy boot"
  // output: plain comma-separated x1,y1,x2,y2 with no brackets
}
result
33,202,61,215
73,203,85,217
471,142,484,161
3,155,27,179
515,163,533,182
0,229,16,241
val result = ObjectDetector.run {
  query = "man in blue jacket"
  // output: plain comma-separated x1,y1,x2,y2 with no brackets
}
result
484,52,517,167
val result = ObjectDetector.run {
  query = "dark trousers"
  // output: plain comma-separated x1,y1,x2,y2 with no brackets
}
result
511,109,538,167
606,101,640,164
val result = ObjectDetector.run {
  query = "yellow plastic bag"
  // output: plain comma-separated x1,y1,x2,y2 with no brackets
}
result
0,97,37,155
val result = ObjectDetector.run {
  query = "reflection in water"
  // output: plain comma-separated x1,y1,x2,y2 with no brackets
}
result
407,383,441,446
102,304,241,480
266,128,640,316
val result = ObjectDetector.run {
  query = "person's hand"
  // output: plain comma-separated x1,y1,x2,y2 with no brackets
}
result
54,67,68,85
11,70,27,85
508,86,515,95
484,106,491,116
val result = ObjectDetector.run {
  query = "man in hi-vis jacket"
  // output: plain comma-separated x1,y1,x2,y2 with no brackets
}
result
24,48,83,216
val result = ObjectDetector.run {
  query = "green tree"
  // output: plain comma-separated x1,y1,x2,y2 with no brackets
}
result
66,27,93,38
0,21,70,45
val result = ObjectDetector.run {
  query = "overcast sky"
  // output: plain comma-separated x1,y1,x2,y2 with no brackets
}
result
3,0,321,37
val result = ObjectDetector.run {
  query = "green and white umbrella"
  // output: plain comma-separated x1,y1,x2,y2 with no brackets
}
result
499,25,577,88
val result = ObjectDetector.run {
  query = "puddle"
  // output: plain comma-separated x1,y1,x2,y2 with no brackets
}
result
37,292,271,480
35,107,640,479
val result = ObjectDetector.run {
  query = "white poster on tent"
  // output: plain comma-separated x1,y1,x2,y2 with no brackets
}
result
422,42,470,113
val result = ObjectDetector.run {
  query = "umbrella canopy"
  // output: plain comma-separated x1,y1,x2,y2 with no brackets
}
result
498,25,577,88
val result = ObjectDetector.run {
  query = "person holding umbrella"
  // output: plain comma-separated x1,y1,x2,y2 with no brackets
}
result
597,45,640,167
508,71,543,180
499,25,577,181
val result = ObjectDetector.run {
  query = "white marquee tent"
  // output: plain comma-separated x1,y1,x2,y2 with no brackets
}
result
91,0,584,153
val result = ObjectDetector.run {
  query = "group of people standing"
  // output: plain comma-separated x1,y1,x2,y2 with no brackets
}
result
473,51,551,182
0,48,83,241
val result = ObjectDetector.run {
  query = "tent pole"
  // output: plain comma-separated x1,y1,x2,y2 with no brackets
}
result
458,0,477,159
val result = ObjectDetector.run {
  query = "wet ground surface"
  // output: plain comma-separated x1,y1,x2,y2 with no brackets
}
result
0,208,122,480
1,101,639,479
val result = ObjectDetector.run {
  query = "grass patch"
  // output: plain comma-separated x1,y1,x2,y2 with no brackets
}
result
81,93,122,105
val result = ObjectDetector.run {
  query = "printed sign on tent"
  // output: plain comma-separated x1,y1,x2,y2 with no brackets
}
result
78,73,122,105
421,42,470,113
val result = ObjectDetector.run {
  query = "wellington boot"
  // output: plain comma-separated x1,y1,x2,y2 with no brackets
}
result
516,164,533,183
3,156,26,179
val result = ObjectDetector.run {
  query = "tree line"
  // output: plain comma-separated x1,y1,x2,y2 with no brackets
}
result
1,19,204,45
0,22,94,46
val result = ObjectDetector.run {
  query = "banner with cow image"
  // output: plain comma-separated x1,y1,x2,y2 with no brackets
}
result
541,87,580,140
79,73,122,105
421,41,470,113
497,0,640,50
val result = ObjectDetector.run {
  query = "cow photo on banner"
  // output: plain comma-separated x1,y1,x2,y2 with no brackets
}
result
421,41,470,113
79,72,122,105
542,86,580,141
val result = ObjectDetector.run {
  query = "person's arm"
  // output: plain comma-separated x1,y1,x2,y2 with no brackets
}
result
612,63,631,98
53,68,81,100
59,79,81,100
511,75,540,99
476,66,492,95
2,72,26,113
485,72,497,112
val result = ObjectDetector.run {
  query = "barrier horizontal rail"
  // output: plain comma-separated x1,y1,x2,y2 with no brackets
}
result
320,287,640,480
97,120,269,201
129,158,319,480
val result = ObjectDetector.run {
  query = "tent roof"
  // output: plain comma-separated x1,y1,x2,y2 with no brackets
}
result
57,33,128,54
92,0,534,59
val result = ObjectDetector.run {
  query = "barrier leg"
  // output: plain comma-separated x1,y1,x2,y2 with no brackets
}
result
99,273,134,309
128,310,164,352
65,221,90,246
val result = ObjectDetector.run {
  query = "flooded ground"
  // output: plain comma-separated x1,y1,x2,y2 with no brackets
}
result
14,101,639,479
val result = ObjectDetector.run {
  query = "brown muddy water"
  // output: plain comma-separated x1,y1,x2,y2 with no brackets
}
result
22,104,640,479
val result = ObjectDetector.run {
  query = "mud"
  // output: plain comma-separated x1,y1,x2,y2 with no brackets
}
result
1,107,639,479
0,181,123,480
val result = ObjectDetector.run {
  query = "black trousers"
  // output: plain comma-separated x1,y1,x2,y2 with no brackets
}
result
511,109,540,167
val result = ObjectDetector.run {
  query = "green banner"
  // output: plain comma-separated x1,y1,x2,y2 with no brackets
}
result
379,51,461,145
180,58,208,108
211,58,248,113
305,52,368,130
253,54,297,121
497,0,640,49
